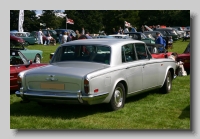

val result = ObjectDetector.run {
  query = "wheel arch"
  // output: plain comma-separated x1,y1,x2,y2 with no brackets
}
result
169,67,174,80
34,53,41,62
112,79,128,98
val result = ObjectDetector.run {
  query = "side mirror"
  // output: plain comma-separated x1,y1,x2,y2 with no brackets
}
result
28,60,32,65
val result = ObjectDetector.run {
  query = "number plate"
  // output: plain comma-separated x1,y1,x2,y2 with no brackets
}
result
40,83,65,90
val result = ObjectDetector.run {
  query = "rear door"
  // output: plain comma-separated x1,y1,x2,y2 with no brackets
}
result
135,43,159,89
121,43,143,93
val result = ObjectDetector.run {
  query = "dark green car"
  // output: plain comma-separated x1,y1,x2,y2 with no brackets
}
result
11,32,37,46
154,28,179,41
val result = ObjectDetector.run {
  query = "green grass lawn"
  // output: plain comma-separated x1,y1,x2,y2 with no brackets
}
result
10,39,190,129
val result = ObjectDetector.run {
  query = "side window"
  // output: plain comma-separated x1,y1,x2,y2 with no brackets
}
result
135,43,148,60
163,31,167,35
43,31,47,36
10,52,24,65
121,44,136,63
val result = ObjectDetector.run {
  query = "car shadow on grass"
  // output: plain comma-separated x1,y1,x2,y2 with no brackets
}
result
10,89,160,119
178,105,190,119
10,100,111,119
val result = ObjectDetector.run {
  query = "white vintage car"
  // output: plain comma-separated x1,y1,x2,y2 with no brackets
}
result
16,39,176,111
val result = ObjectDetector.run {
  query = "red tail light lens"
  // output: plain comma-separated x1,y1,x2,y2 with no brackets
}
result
84,79,89,94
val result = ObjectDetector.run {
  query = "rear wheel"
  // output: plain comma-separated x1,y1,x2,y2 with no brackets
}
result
35,54,41,63
160,70,172,94
109,83,125,111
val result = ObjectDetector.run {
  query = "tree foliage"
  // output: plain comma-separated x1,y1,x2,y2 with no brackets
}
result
10,10,190,34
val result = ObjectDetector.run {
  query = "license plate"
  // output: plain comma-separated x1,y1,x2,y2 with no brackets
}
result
40,83,65,90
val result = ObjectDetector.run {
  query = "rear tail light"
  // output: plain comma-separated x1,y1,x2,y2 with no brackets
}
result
84,79,89,94
17,75,22,87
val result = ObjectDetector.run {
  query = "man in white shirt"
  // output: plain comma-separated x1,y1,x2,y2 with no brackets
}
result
37,29,43,44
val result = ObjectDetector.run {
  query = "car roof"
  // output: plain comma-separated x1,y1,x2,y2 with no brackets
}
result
60,38,144,47
124,32,142,34
155,27,175,30
108,34,128,36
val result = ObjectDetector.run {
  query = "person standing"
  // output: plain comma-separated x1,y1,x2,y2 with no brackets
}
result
124,26,129,33
37,29,43,44
141,25,145,33
62,32,68,43
155,32,166,52
112,28,117,34
82,27,85,35
119,27,123,34
75,30,81,40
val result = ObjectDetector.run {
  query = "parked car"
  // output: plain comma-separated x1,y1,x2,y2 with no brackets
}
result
10,34,25,47
124,32,155,45
10,42,43,63
55,29,76,41
144,31,173,49
94,35,116,39
108,34,130,39
147,44,173,59
144,31,167,40
171,27,185,38
10,50,47,91
143,32,155,41
10,32,37,46
177,43,190,73
15,39,176,111
182,30,190,41
154,28,179,41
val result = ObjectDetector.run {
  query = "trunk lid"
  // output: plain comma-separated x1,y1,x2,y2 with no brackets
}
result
25,62,109,92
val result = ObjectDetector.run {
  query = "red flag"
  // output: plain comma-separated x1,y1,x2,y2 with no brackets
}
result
66,18,74,24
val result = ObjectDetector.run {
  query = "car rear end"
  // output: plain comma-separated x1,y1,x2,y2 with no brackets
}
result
15,62,110,105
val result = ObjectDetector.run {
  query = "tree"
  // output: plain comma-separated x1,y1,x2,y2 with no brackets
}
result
10,10,39,32
10,10,190,34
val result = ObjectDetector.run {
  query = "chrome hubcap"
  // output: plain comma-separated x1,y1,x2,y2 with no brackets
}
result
114,87,123,107
167,76,171,90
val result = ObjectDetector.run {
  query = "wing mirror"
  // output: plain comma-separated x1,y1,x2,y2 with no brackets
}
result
28,60,32,65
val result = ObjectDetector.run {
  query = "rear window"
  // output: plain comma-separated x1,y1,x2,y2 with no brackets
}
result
51,45,111,64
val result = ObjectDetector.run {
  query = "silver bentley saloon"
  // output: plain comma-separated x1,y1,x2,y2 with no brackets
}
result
15,39,176,111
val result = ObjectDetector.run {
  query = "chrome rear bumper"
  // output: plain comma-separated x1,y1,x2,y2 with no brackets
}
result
15,88,109,105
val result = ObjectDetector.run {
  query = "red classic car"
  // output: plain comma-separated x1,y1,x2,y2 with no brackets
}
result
10,34,25,47
10,50,48,91
147,44,173,58
177,43,190,73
